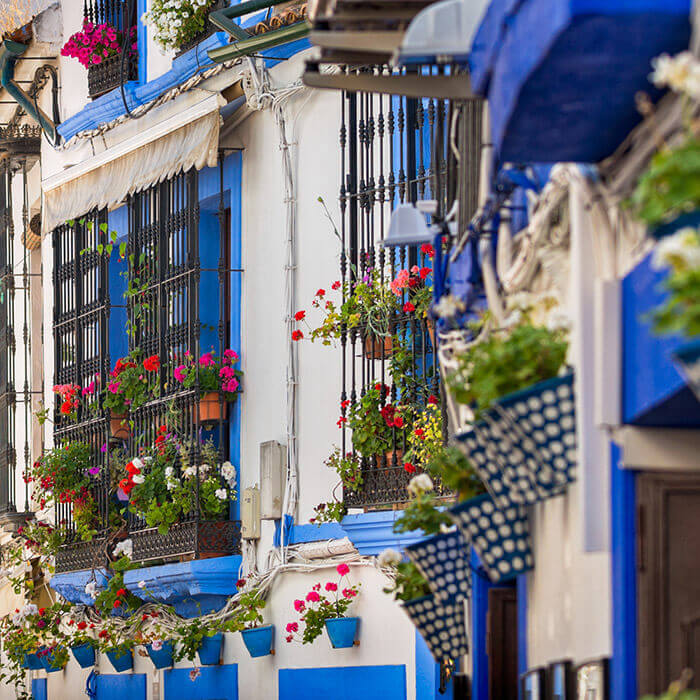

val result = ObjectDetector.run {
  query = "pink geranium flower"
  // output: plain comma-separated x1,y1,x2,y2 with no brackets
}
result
337,563,350,576
293,600,305,612
306,591,320,603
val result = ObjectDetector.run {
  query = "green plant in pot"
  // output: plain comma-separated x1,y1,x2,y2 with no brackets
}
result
392,474,453,536
425,446,485,502
378,554,431,603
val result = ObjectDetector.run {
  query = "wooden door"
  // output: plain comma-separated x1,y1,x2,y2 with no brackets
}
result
488,587,519,699
638,472,700,694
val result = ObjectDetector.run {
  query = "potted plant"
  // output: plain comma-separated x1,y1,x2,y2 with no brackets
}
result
648,227,700,398
144,639,174,669
380,555,467,663
37,644,69,673
448,305,575,505
390,265,435,345
238,591,274,658
173,349,242,424
285,564,360,650
104,351,159,438
143,0,224,55
104,640,134,673
27,443,100,542
172,614,228,666
67,620,97,668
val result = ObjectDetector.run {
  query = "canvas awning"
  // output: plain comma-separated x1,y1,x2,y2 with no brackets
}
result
42,93,224,234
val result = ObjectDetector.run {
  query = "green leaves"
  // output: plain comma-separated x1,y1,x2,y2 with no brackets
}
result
383,561,430,602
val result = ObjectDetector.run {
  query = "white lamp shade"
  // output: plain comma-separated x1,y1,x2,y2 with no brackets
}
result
383,204,434,247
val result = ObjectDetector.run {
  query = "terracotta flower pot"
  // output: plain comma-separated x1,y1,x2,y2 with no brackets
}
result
373,449,404,469
110,413,130,440
363,333,393,360
198,392,227,424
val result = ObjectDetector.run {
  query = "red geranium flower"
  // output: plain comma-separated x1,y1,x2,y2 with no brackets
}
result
419,266,431,280
116,588,127,597
403,302,415,313
316,289,326,297
331,281,341,290
291,330,304,341
113,599,121,608
421,243,435,258
427,394,438,405
294,310,306,321
77,621,87,630
143,355,160,372
393,416,404,429
403,462,416,474
60,400,73,415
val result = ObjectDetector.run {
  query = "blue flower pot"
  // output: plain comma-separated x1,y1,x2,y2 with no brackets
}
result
449,493,533,583
458,372,577,507
106,648,133,672
406,530,471,606
241,625,274,658
21,652,42,670
70,643,95,669
402,594,468,663
198,633,223,666
673,339,700,402
324,617,359,649
146,641,174,669
38,647,65,673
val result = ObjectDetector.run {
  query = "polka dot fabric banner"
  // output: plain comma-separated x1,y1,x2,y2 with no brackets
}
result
405,530,471,606
402,593,469,662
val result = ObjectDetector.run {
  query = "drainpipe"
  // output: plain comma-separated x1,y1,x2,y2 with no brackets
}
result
0,40,60,146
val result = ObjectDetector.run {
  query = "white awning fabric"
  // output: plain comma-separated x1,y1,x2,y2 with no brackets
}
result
42,95,223,234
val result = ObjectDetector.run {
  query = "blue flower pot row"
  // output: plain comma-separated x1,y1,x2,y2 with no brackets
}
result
20,652,43,670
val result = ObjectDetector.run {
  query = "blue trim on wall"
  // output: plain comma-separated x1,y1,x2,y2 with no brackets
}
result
517,574,528,700
95,673,147,700
50,568,111,605
415,629,454,699
137,0,148,85
164,664,238,700
279,666,407,700
107,206,129,364
610,442,637,700
31,679,46,700
471,548,491,700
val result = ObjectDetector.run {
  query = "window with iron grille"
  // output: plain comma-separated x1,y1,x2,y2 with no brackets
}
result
337,71,479,509
83,0,139,99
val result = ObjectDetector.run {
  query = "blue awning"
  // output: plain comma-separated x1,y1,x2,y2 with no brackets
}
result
468,0,692,164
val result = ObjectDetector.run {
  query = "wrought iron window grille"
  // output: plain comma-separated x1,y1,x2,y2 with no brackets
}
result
52,165,242,571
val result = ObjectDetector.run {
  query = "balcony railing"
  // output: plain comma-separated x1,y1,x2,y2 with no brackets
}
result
84,0,138,99
337,68,455,509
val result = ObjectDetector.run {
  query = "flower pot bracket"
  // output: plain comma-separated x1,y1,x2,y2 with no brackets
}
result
406,530,471,606
460,373,577,507
450,494,533,584
402,594,468,663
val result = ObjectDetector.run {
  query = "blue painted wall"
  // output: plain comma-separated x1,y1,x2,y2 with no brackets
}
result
279,666,406,700
95,673,147,700
415,630,453,699
31,679,46,700
107,205,129,364
470,549,491,700
164,665,238,700
610,442,637,700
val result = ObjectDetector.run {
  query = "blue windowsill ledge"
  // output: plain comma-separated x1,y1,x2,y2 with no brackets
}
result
50,569,111,605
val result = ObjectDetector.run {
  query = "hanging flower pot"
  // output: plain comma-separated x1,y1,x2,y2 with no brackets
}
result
459,372,577,506
673,339,700,402
110,412,131,441
406,530,471,606
21,652,43,670
198,392,227,424
105,647,133,672
402,594,468,663
70,643,95,669
198,633,223,665
146,641,174,669
241,625,275,658
324,617,360,649
363,332,394,360
449,493,533,584
38,646,66,673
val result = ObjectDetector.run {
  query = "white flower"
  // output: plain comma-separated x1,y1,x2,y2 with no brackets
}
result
652,228,700,271
650,51,700,98
144,456,153,464
113,539,133,559
546,310,571,333
22,603,38,617
137,580,146,589
221,461,237,487
183,466,197,478
151,640,163,651
407,473,434,496
84,581,97,598
199,463,211,474
164,466,174,478
132,457,144,470
505,291,535,311
434,294,466,319
502,309,522,329
377,548,402,568
166,478,179,491
132,473,145,484
215,489,228,501
11,612,23,626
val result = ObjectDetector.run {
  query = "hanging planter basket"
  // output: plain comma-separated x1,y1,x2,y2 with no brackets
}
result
21,652,43,670
105,648,133,672
198,633,224,666
673,340,700,402
146,642,174,669
241,625,275,658
402,593,468,663
38,647,66,673
449,493,533,584
70,643,96,669
405,530,471,606
324,617,360,649
459,372,577,506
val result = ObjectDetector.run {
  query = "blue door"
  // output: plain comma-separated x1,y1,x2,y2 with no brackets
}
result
95,674,147,700
164,665,238,700
279,666,406,700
